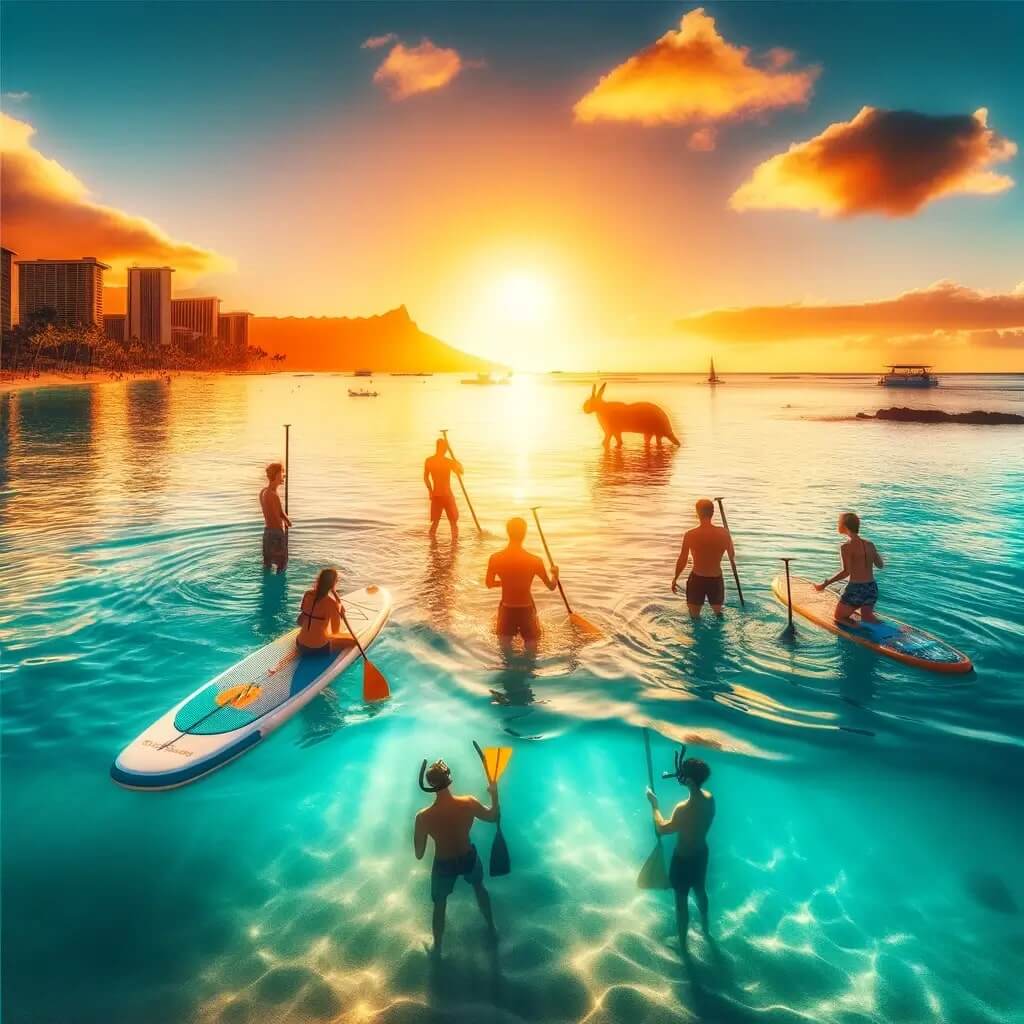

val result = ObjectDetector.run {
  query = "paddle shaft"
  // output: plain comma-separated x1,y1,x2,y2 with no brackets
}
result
440,430,483,535
340,608,370,662
530,509,573,616
643,729,662,840
284,424,290,515
714,497,745,607
781,557,795,628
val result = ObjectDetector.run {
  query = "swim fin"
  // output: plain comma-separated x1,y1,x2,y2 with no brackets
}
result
490,821,511,877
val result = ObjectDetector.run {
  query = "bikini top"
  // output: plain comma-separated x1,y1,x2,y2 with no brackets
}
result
299,592,333,629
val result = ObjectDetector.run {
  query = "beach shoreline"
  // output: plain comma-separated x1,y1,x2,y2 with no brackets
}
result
0,368,277,394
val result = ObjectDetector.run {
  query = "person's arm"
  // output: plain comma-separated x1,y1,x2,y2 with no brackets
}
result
485,554,500,589
295,593,306,627
646,789,681,836
469,784,499,823
272,491,291,529
725,530,736,567
414,812,428,860
536,557,559,591
672,535,691,593
871,542,884,569
329,596,343,634
423,460,434,496
817,545,851,590
451,458,464,477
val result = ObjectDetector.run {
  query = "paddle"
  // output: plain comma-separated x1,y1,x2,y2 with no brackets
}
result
779,557,797,642
637,728,670,890
340,607,390,702
529,507,604,637
439,429,483,536
283,423,291,515
473,741,512,876
713,496,745,608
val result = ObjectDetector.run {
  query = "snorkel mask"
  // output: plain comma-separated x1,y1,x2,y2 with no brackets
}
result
662,745,689,784
418,759,452,792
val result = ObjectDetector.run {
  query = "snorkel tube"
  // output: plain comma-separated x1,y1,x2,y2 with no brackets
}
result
661,744,688,784
418,759,452,793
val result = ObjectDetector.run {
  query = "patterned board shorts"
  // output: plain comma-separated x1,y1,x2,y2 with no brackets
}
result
840,580,878,609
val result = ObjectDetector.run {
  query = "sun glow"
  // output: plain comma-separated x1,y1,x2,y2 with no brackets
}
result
491,270,554,326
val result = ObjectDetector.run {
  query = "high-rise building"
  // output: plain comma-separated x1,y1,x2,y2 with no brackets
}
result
15,257,109,329
1,247,14,335
218,311,251,352
127,266,173,345
171,296,220,341
103,314,127,343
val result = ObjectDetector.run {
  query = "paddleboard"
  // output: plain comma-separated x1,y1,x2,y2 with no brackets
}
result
772,575,972,674
111,585,392,790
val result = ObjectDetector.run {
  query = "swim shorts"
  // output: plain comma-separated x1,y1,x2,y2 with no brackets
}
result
686,573,725,607
669,846,709,891
431,845,483,901
840,580,878,609
262,527,288,564
430,493,459,524
497,604,540,642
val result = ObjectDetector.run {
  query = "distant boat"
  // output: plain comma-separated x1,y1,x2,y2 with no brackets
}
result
390,372,433,377
348,388,378,398
461,372,511,386
879,364,939,388
353,368,373,377
708,359,722,385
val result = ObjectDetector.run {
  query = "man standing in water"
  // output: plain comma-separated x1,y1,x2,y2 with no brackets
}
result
485,517,559,648
671,498,736,618
414,759,499,957
647,748,716,952
260,462,291,572
424,438,463,539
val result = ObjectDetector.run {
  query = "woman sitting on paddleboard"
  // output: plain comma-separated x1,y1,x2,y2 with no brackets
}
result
296,568,354,654
815,511,884,623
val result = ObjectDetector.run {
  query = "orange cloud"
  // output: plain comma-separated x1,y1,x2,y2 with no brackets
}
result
573,7,818,145
731,107,1017,217
676,280,1024,346
371,38,475,100
0,113,227,274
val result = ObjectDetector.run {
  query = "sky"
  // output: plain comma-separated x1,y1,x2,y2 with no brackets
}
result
2,1,1023,371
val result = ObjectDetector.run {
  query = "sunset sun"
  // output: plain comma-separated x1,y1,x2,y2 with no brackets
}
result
491,270,553,325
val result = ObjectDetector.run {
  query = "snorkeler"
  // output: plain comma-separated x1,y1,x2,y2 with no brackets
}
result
814,511,884,623
414,758,499,957
260,462,292,572
646,746,716,951
295,568,355,655
485,517,559,648
424,438,464,539
671,498,736,618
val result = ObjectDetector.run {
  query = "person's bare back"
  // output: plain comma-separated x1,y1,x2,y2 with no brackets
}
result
416,795,488,859
683,523,732,577
669,788,716,857
487,547,549,607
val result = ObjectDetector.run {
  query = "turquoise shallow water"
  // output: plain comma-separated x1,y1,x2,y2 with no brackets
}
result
2,373,1023,1024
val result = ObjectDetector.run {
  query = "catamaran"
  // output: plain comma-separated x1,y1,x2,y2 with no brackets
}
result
878,364,938,388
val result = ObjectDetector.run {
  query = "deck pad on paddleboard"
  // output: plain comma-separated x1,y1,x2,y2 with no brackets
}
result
772,575,972,674
111,585,391,789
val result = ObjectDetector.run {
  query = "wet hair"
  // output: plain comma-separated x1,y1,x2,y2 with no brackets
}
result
425,761,452,790
313,567,338,604
696,498,714,521
266,461,284,482
507,516,527,542
840,511,861,534
681,757,710,786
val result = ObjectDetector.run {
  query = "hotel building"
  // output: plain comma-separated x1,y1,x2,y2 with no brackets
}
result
171,296,220,341
127,266,173,346
15,257,109,328
103,314,127,343
217,311,251,353
1,247,14,335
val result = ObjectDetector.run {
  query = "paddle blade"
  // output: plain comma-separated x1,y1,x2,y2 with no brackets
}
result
483,747,513,783
569,611,604,638
637,841,670,890
362,660,390,702
216,684,262,709
490,823,511,877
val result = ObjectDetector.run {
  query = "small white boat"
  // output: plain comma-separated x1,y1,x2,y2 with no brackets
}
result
348,388,378,398
708,358,722,385
878,364,938,388
353,368,373,377
461,372,511,385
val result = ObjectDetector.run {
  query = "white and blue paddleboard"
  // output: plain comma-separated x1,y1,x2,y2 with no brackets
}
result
111,585,392,790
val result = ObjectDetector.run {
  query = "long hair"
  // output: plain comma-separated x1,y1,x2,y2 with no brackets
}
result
313,567,338,605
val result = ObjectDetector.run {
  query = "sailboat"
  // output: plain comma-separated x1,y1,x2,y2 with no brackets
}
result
707,358,722,385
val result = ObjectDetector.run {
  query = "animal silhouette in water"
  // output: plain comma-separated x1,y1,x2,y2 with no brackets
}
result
582,383,681,449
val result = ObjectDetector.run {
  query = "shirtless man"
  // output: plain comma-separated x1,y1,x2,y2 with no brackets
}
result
815,511,884,623
485,517,559,648
414,759,499,957
260,462,292,572
671,499,736,618
646,746,716,951
424,439,463,539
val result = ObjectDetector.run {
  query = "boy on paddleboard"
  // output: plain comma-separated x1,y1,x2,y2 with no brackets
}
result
646,747,716,952
485,517,559,649
424,438,463,539
260,462,292,572
671,499,736,618
414,759,499,957
815,511,884,623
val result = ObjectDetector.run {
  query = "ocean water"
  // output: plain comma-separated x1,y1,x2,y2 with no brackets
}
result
2,372,1023,1024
